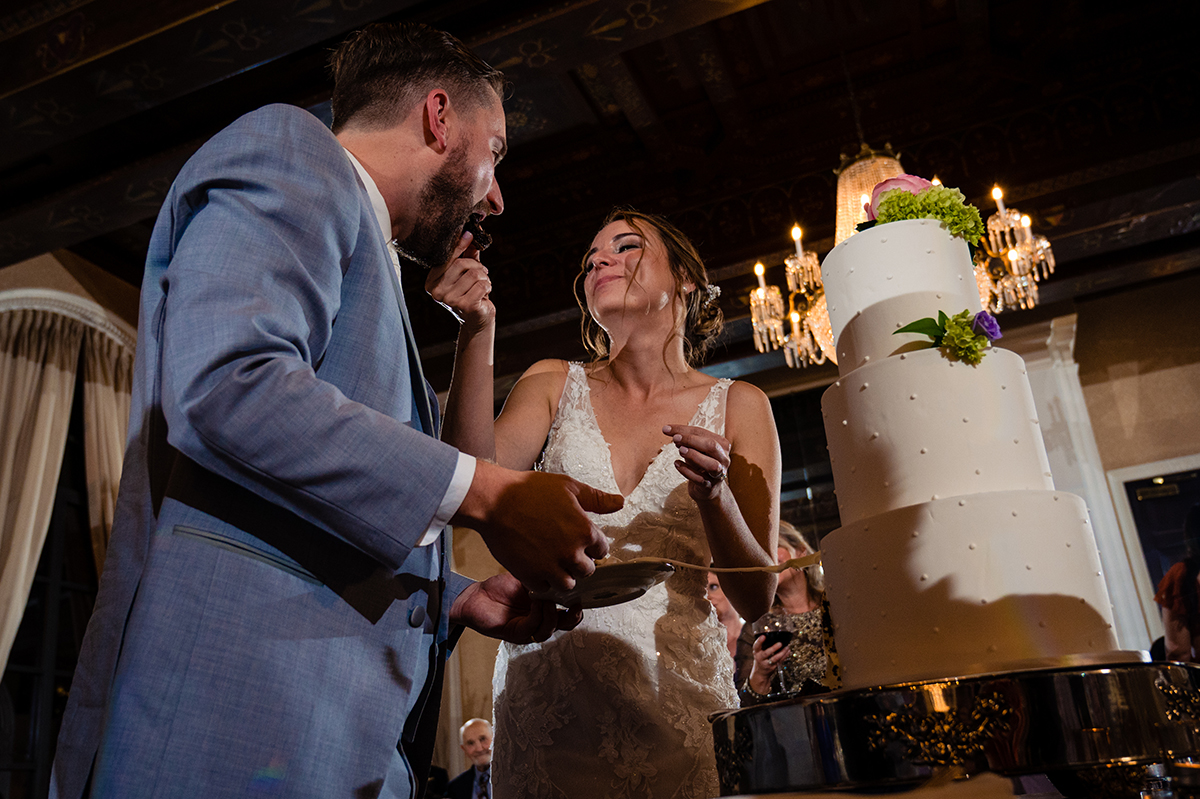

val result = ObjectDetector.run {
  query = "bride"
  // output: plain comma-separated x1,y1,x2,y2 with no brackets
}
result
429,209,781,798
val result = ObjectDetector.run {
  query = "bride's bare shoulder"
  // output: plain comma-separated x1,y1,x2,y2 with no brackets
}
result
508,359,573,411
725,379,774,428
520,358,572,379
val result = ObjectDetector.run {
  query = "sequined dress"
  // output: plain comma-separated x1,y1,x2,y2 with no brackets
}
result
492,363,739,799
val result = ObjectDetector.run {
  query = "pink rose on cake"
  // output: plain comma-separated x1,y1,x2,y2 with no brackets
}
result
863,174,933,220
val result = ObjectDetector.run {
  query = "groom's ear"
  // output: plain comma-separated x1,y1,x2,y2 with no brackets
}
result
423,89,451,152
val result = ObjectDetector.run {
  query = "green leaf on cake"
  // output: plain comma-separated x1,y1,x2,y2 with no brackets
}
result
893,309,994,364
894,318,944,339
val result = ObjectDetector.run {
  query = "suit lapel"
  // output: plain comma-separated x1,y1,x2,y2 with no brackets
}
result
386,246,437,437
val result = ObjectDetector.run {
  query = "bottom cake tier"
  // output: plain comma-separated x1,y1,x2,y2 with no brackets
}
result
822,490,1121,690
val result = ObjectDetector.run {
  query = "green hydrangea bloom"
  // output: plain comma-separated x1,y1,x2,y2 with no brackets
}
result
874,186,985,245
940,309,988,365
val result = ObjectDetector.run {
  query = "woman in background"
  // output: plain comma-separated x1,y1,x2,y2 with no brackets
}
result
429,208,781,798
736,521,839,705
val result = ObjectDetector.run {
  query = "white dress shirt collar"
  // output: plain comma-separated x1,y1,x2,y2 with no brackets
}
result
342,148,393,248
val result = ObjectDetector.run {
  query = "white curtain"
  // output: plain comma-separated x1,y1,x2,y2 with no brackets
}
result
0,308,86,671
81,328,133,576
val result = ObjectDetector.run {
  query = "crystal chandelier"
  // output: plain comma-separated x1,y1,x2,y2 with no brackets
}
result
977,186,1056,311
749,226,831,368
834,142,905,245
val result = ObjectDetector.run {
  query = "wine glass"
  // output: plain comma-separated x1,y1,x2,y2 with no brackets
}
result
752,614,797,696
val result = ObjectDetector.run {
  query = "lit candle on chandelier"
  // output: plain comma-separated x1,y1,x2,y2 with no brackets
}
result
992,186,1007,215
1021,215,1032,243
754,262,767,291
791,225,804,257
790,310,801,339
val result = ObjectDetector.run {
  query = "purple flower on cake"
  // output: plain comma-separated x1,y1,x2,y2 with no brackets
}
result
864,174,933,220
971,311,1003,341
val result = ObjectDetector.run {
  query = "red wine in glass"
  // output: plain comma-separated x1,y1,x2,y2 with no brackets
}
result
761,630,794,649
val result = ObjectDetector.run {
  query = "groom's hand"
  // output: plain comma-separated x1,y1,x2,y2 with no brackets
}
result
452,462,622,594
449,573,583,643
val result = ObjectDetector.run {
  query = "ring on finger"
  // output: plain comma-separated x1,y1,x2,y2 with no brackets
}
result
703,467,728,483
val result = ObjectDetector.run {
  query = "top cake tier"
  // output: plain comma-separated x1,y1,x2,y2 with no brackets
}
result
821,219,982,376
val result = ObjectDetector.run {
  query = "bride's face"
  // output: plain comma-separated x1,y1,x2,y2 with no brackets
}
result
582,220,684,330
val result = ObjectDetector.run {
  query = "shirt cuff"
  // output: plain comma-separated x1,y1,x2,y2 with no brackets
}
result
418,452,476,547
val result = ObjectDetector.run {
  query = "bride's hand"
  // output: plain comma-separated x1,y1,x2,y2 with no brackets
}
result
425,235,495,333
663,423,731,501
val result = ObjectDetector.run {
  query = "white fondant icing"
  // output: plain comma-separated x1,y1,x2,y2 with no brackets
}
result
822,491,1120,689
822,348,1053,523
822,220,983,375
816,216,1121,692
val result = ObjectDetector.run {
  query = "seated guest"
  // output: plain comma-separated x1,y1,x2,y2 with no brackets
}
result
706,571,743,658
737,521,840,704
1155,504,1200,662
447,718,493,799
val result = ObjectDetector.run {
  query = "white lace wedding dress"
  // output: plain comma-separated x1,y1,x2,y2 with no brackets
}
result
492,363,739,799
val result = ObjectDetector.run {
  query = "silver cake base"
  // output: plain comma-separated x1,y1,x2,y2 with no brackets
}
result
711,658,1200,796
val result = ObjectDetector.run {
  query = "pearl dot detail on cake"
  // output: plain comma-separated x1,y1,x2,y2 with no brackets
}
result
920,574,928,581
910,393,917,400
870,432,879,440
933,627,940,633
959,500,967,506
963,417,969,423
900,354,907,360
1012,510,1019,517
920,447,928,454
975,469,982,475
860,382,869,390
968,543,976,550
912,531,919,537
842,420,848,426
1026,564,1032,570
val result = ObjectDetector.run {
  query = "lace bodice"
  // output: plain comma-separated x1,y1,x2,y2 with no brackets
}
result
492,363,738,799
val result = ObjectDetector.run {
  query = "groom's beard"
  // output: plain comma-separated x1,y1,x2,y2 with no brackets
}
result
395,143,479,270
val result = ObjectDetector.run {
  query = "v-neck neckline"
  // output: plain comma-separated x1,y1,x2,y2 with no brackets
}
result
578,366,721,499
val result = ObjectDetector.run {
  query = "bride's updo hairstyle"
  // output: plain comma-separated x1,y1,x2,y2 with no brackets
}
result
575,208,724,367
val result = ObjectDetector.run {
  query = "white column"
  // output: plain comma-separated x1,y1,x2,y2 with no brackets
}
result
1005,315,1157,650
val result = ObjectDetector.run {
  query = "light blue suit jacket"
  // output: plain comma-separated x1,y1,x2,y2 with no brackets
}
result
51,104,472,799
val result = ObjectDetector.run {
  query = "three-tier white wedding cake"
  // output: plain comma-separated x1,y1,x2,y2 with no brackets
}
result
818,214,1121,690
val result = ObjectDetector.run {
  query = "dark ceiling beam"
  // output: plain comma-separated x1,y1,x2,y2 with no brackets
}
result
0,0,427,169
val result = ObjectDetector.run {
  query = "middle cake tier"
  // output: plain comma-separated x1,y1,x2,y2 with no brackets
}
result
822,347,1053,525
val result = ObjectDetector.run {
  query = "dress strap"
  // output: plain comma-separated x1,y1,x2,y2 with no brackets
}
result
693,378,734,436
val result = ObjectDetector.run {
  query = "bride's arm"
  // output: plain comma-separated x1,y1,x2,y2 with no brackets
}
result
425,253,571,471
493,359,569,471
428,252,498,460
669,381,780,621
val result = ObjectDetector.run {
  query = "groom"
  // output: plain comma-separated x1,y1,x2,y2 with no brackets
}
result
50,22,620,799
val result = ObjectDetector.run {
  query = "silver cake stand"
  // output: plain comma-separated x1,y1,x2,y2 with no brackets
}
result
711,657,1200,797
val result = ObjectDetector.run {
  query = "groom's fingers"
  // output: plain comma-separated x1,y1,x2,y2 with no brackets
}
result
556,604,583,632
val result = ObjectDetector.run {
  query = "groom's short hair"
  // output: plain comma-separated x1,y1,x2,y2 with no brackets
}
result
329,22,505,134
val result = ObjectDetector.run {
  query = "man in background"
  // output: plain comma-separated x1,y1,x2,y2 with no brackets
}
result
446,718,493,799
